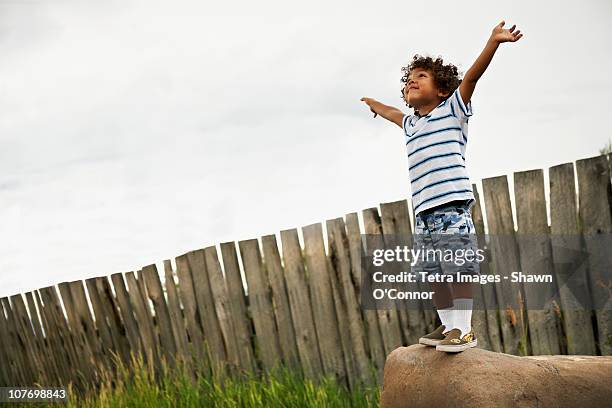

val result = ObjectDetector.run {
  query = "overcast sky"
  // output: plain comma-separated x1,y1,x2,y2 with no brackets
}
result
1,0,611,298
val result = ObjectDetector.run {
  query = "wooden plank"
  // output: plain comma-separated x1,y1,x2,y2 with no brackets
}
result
0,299,21,385
24,291,56,385
175,254,207,367
278,229,322,379
57,283,74,320
576,155,612,355
345,213,365,296
9,295,41,384
163,260,190,365
110,273,144,360
325,254,357,390
24,294,42,339
466,194,492,352
49,284,81,384
57,282,96,383
34,290,64,385
10,294,46,385
549,162,597,355
302,222,347,386
362,207,404,356
219,242,257,372
260,235,300,369
345,212,385,384
1,297,30,385
186,249,227,372
238,239,282,372
142,264,178,368
125,271,160,370
135,269,148,307
57,283,79,357
136,268,155,324
0,299,14,386
380,199,429,343
514,169,562,355
471,184,503,352
38,286,80,386
482,175,525,355
85,277,122,368
326,217,374,386
95,276,131,364
204,246,241,372
69,281,105,373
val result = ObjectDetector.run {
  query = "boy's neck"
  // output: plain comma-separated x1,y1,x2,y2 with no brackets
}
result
415,99,442,117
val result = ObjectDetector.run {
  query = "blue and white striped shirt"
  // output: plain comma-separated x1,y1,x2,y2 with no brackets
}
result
402,88,475,216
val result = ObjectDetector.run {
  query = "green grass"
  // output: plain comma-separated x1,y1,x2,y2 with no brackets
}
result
62,354,381,408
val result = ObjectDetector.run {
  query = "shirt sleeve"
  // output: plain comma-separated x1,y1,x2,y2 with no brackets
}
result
401,113,412,136
448,87,473,121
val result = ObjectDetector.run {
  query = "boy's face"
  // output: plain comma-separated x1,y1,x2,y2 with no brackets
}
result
403,68,447,109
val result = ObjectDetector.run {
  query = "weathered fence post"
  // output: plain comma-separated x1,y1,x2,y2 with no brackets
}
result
279,229,323,381
302,223,347,387
260,235,300,370
482,176,525,355
326,217,374,387
514,169,563,355
362,207,404,356
219,242,257,372
471,185,503,352
549,162,597,355
238,239,282,372
576,155,612,355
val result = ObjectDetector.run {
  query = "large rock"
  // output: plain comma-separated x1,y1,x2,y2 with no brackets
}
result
380,344,612,408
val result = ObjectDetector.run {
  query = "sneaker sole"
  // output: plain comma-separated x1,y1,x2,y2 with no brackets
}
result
419,338,442,346
436,339,478,353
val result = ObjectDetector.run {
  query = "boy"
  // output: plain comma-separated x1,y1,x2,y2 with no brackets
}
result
360,21,522,352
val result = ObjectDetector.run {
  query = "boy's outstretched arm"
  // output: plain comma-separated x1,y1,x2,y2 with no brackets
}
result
360,97,404,128
460,20,523,105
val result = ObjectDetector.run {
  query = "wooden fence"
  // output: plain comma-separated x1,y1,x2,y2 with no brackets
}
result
0,154,610,394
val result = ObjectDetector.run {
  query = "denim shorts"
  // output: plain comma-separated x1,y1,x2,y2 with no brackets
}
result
412,201,480,276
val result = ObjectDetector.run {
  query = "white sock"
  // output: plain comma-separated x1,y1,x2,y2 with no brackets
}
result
453,298,473,337
437,307,454,331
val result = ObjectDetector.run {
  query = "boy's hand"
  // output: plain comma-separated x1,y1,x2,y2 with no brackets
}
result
490,20,523,44
460,20,523,105
360,97,378,117
360,97,404,127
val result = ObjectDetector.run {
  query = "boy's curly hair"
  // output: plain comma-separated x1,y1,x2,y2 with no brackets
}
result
400,55,461,108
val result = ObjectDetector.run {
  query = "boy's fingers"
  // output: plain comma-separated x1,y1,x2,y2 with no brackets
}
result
509,24,516,32
498,20,505,28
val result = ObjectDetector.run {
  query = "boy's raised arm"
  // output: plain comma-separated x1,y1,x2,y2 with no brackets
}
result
460,21,523,105
360,97,405,128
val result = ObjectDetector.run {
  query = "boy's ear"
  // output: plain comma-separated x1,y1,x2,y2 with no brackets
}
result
438,89,451,99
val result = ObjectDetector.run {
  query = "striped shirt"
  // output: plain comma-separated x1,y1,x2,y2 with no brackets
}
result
402,88,475,216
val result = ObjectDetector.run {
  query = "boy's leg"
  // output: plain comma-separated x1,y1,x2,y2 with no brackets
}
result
419,282,454,345
431,281,454,330
431,281,454,309
451,282,474,337
433,204,479,351
414,214,456,345
430,282,474,335
451,282,473,299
